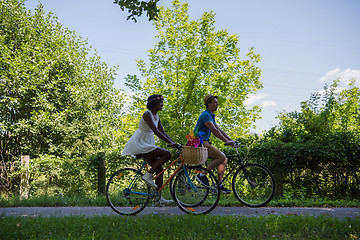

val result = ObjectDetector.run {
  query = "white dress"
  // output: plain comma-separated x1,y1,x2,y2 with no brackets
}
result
122,110,159,155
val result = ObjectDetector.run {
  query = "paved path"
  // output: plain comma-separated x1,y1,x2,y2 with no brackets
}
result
1,207,359,218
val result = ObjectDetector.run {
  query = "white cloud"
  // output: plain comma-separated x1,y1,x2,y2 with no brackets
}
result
261,101,277,108
320,68,360,86
244,94,266,105
244,94,276,109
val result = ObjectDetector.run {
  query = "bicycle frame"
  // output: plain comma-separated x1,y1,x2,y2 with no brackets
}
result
107,149,222,215
219,145,247,185
126,154,197,197
124,161,148,196
153,154,185,192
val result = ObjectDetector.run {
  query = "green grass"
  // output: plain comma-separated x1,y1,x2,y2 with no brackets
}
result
0,215,359,239
1,194,359,239
1,194,359,208
218,195,360,208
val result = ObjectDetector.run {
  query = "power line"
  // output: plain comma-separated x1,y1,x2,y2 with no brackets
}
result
262,68,323,77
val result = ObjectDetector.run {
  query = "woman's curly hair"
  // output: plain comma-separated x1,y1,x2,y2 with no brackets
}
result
146,94,164,110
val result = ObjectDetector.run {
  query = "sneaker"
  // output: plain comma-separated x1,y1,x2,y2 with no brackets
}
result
220,185,232,194
153,197,174,207
196,173,209,187
142,172,158,189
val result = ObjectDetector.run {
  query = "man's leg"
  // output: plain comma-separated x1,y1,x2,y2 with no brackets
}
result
203,141,227,182
217,157,228,183
202,141,231,193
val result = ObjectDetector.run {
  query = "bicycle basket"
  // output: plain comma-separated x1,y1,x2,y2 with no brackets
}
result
181,146,208,165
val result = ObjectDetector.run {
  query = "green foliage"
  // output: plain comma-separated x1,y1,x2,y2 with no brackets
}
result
254,80,360,199
0,0,125,162
0,194,108,207
271,80,360,142
114,0,160,22
126,0,262,145
27,155,94,196
13,152,130,197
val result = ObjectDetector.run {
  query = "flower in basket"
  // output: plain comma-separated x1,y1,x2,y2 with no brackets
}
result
185,128,205,148
185,131,198,147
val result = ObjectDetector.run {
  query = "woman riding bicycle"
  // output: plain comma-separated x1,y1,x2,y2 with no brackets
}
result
122,94,179,205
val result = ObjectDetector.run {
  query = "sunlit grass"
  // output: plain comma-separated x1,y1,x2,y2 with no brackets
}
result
1,215,359,239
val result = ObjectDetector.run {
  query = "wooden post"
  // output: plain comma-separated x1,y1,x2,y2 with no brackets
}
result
20,155,30,200
97,152,106,195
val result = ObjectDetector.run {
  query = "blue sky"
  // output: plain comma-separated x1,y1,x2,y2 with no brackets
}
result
25,0,360,133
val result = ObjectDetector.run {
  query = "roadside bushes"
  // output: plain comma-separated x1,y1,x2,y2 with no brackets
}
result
3,136,359,199
0,152,129,198
246,80,360,199
28,155,93,196
249,132,360,199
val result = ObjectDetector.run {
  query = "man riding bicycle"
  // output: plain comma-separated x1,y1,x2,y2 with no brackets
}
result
194,94,234,194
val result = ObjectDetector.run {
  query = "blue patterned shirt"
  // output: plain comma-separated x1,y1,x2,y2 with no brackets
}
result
194,109,216,141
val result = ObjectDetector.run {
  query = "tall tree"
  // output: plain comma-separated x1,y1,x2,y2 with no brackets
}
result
126,0,262,143
0,0,124,161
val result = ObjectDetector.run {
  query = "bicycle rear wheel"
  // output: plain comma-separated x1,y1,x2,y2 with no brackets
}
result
232,163,275,207
106,168,150,215
172,166,220,215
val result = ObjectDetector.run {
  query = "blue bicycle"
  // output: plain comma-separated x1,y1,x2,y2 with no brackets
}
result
106,146,220,215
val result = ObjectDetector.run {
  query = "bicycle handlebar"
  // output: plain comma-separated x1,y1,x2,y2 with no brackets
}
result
167,144,183,150
224,141,242,148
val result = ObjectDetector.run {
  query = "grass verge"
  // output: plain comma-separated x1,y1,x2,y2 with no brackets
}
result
1,215,359,239
1,194,359,208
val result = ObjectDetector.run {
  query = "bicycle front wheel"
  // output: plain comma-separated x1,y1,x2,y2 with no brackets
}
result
232,163,275,207
106,168,150,215
172,166,220,215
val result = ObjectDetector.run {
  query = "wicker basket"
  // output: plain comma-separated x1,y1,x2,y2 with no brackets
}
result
182,146,208,165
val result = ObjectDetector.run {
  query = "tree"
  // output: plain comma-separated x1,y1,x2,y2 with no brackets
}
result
126,0,262,143
114,0,160,22
260,79,360,198
272,79,360,142
0,0,125,161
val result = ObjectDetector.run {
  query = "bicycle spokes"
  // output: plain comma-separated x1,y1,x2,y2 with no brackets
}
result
232,164,275,207
172,166,220,215
106,168,150,215
243,170,258,189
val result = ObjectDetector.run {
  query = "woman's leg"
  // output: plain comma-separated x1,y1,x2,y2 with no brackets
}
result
143,147,171,188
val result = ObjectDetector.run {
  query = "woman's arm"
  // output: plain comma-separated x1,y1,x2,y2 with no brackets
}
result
158,119,175,142
143,111,175,145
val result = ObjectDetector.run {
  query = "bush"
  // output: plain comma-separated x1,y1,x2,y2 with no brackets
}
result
28,155,94,196
248,134,360,199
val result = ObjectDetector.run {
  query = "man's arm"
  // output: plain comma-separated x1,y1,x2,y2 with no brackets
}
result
204,121,233,145
215,124,232,142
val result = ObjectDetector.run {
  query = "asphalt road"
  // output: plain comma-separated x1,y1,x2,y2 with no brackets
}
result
1,206,359,218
